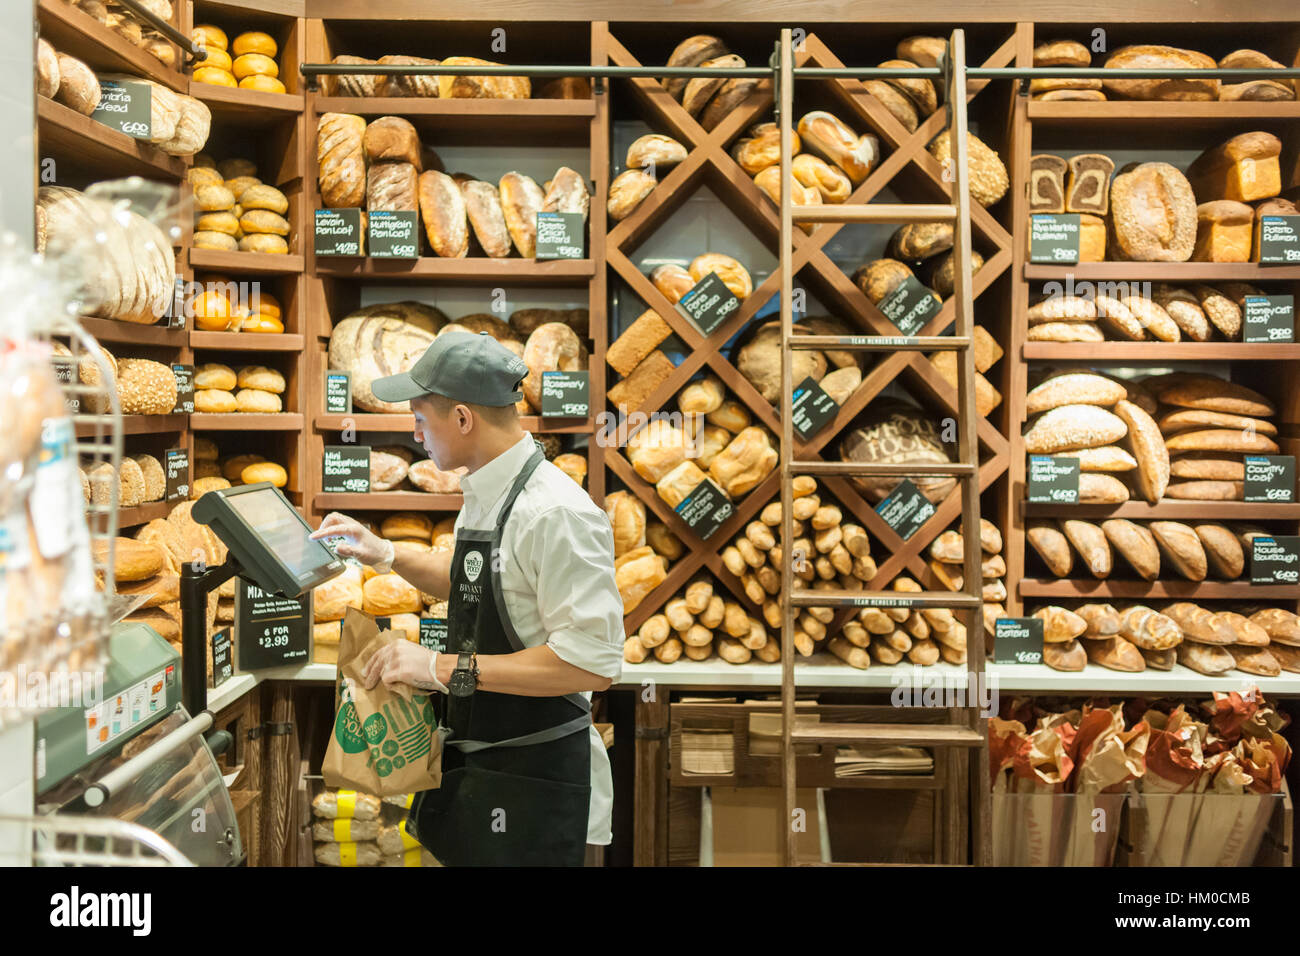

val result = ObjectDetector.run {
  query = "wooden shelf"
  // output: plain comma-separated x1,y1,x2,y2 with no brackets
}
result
192,83,304,125
112,500,176,529
312,257,595,284
189,250,304,275
1025,262,1300,282
1023,500,1300,520
1028,99,1300,127
76,317,188,348
1023,341,1300,361
76,414,186,438
37,0,187,93
310,96,594,139
190,332,305,351
312,413,593,434
37,97,186,180
190,413,305,431
311,492,463,512
1019,578,1299,600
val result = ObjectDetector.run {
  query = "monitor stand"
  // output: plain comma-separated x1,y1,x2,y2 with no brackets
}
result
180,555,242,749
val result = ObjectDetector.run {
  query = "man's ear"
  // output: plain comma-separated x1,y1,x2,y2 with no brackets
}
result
457,404,474,434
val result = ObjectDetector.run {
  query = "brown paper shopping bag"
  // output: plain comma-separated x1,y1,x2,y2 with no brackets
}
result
323,608,444,796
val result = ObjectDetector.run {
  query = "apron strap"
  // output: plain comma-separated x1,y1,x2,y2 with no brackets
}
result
448,712,590,753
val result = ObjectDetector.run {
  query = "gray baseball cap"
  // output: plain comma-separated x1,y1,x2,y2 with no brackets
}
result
371,331,530,407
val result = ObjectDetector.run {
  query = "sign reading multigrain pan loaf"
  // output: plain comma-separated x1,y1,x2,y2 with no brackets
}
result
1027,455,1079,504
170,364,194,414
419,618,447,652
366,210,419,259
323,445,370,494
1242,295,1295,342
993,617,1044,665
874,478,935,540
791,376,839,439
90,79,152,139
677,272,740,336
1257,216,1300,264
1250,535,1300,586
1244,455,1295,503
534,211,585,260
878,275,941,336
164,447,188,502
1029,214,1081,264
324,371,352,414
314,209,364,257
211,628,232,688
236,581,311,669
674,477,733,540
540,370,589,417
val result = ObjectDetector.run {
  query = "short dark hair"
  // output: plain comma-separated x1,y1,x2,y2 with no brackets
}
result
424,393,519,429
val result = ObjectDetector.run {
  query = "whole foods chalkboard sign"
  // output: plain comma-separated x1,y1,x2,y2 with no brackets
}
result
325,371,352,414
674,478,733,541
323,445,370,493
1243,295,1294,342
91,80,152,139
1027,455,1079,504
171,364,194,414
1258,216,1300,265
1251,536,1300,586
791,376,839,439
677,272,741,336
367,210,419,259
164,447,189,502
875,478,935,541
535,212,585,260
1029,214,1081,264
211,628,233,688
314,209,364,257
236,580,311,670
541,370,590,418
878,275,941,336
1244,455,1295,503
419,618,448,653
993,617,1044,665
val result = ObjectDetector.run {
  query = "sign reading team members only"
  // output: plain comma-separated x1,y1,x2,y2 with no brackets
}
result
875,478,935,540
1029,214,1081,264
314,209,364,256
91,79,152,139
878,275,941,336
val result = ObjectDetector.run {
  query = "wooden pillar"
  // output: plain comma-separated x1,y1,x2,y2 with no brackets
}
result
259,682,299,866
633,691,669,866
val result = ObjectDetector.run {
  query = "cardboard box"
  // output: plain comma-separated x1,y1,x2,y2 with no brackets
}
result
709,786,822,866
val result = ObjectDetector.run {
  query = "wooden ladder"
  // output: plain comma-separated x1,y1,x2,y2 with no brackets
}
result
775,27,991,866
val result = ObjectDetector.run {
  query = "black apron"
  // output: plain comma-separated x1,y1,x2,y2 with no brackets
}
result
408,444,592,866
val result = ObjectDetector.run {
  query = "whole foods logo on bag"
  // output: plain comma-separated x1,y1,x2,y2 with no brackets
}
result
463,551,484,582
334,696,367,754
332,692,435,777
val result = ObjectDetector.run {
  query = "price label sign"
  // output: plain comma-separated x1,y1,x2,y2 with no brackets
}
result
1258,216,1300,265
211,628,233,688
541,370,589,418
1244,455,1295,503
90,79,152,139
791,376,839,439
1029,214,1081,264
236,580,312,670
677,272,741,336
164,447,189,502
367,210,420,259
419,618,448,653
323,445,370,494
165,275,186,328
535,211,585,260
325,371,352,414
1251,535,1300,585
1243,295,1295,343
1027,455,1079,504
874,478,936,541
314,209,364,257
993,617,1044,665
50,356,78,413
171,364,194,414
674,478,733,541
878,275,941,336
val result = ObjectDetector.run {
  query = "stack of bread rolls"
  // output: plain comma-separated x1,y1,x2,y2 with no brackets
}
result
660,35,765,132
1028,281,1274,343
192,26,285,94
36,39,101,115
190,156,291,255
608,133,687,221
856,577,969,669
622,576,777,665
193,363,286,414
1034,601,1300,676
188,273,284,333
73,345,177,416
190,436,288,493
81,453,166,510
60,0,178,70
926,518,1008,641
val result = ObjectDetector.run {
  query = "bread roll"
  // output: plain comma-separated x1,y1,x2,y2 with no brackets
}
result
1103,45,1218,101
317,113,366,209
607,170,656,222
235,389,281,413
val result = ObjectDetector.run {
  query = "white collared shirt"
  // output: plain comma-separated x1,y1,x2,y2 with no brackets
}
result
454,433,624,845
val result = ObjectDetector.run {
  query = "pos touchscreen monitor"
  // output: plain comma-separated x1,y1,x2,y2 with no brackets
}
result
192,482,345,598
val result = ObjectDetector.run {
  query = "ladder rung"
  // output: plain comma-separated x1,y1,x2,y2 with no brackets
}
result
788,335,970,351
791,203,957,224
791,721,984,747
790,589,983,609
788,462,976,477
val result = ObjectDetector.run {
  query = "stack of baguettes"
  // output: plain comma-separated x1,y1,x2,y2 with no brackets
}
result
622,576,776,666
1023,369,1277,504
1029,602,1300,677
317,113,590,258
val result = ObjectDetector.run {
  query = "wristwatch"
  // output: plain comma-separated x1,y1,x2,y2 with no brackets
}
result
448,650,479,698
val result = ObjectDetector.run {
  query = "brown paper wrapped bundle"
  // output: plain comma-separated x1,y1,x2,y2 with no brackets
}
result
1061,705,1149,866
1008,721,1076,865
1182,750,1269,865
988,717,1028,866
1137,705,1207,865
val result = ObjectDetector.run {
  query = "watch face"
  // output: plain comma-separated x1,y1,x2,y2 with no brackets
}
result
449,671,475,697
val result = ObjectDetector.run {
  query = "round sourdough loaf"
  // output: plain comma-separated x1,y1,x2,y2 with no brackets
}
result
1109,162,1197,261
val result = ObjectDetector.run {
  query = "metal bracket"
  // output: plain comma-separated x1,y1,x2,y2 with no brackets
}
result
938,46,955,136
593,76,606,95
248,721,293,740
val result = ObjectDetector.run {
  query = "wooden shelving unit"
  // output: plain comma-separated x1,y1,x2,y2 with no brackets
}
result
36,0,190,92
189,249,305,275
37,97,188,180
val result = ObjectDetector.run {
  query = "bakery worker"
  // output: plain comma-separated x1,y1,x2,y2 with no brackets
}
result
310,331,624,866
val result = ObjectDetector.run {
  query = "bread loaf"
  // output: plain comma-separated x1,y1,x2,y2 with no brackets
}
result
738,321,826,403
627,135,687,171
838,401,954,503
1109,162,1197,262
437,57,528,100
1228,645,1281,677
1102,46,1218,101
363,116,421,168
797,111,878,185
522,323,583,412
1177,641,1233,675
929,130,1008,207
1029,154,1067,214
366,162,418,213
1050,446,1137,473
1101,519,1160,580
1077,603,1121,638
1083,636,1145,672
418,171,468,258
607,170,656,221
376,54,440,98
541,167,591,223
681,54,744,117
317,113,366,208
1025,372,1125,416
663,36,728,100
1190,284,1242,339
1152,285,1211,342
1149,521,1207,580
1164,603,1236,645
1157,376,1274,417
499,172,544,258
608,310,672,377
607,350,675,415
1187,131,1282,203
1023,404,1127,454
1118,605,1182,651
878,58,937,115
1066,154,1114,215
863,80,919,133
1169,455,1245,481
1115,399,1169,504
1044,639,1086,672
1193,200,1254,262
1193,523,1244,579
1033,605,1087,643
1062,519,1112,578
1027,322,1105,343
1165,430,1277,454
1165,479,1243,500
708,427,777,497
54,54,101,115
1027,521,1073,577
1250,608,1300,647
